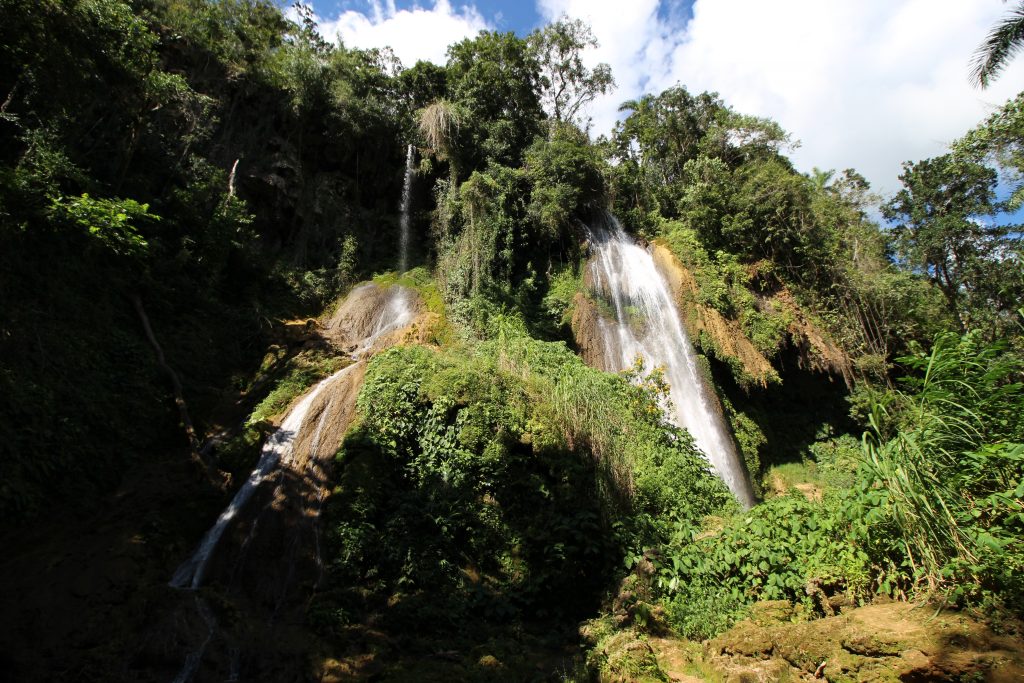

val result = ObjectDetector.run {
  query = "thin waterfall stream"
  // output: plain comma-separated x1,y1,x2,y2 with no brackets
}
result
587,215,756,508
170,142,418,592
398,143,414,274
169,364,356,590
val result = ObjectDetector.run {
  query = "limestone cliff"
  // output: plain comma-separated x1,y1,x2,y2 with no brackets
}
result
650,242,852,388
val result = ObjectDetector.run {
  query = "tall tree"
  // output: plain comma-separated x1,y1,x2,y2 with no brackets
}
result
882,154,1018,332
954,91,1024,209
446,31,543,169
527,17,614,129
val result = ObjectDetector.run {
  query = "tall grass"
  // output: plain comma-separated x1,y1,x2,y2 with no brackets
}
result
491,315,634,503
861,331,1023,591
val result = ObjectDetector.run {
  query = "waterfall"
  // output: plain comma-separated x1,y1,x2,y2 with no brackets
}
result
398,144,415,274
169,278,418,592
361,285,415,353
587,215,756,508
169,364,356,590
171,595,216,683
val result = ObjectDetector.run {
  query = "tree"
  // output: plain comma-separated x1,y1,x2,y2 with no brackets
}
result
446,31,544,169
970,1,1024,88
527,17,614,129
610,87,727,222
614,87,725,182
397,59,448,110
525,123,605,238
955,91,1024,209
882,154,1018,332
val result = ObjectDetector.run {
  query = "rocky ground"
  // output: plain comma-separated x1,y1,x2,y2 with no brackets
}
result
589,598,1024,682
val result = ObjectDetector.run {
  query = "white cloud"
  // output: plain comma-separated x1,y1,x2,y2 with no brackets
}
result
538,0,1024,194
314,0,490,67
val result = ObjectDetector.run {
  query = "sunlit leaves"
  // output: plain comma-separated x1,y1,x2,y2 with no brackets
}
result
50,193,157,257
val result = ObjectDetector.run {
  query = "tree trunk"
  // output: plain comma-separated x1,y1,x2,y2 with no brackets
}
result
132,294,226,488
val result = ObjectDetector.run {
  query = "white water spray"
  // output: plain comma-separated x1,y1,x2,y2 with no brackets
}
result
398,144,415,274
588,215,756,507
361,286,415,354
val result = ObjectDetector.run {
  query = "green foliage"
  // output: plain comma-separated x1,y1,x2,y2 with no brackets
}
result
658,220,790,382
955,91,1024,209
373,266,445,317
50,193,156,257
0,0,411,521
629,331,1024,638
653,494,870,638
525,124,606,239
436,164,528,302
317,324,735,635
540,260,583,331
247,351,349,426
807,434,861,489
858,331,1024,602
969,2,1024,88
721,399,767,496
883,154,1019,334
663,584,749,641
445,30,543,169
581,617,669,681
6,1,1024,664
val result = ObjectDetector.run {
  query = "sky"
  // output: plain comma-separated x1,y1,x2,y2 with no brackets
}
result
291,0,1024,196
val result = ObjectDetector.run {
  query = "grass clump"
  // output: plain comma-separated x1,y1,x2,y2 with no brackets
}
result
247,350,349,426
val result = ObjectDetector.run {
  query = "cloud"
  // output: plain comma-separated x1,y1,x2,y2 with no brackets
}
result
538,0,1024,194
314,0,490,67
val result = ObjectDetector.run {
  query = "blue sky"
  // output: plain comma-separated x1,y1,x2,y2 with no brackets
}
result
287,1,1024,198
301,0,544,34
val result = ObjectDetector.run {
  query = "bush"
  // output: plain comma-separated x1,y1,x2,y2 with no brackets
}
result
315,323,736,635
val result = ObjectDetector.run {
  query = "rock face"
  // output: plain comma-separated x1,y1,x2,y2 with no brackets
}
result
571,292,613,372
155,283,431,681
325,282,439,354
651,243,777,387
650,242,853,388
218,361,369,605
697,600,1024,682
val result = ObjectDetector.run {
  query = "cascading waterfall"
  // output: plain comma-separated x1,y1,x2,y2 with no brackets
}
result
169,364,356,590
398,143,415,274
170,173,423,593
168,300,416,683
361,285,415,353
168,147,422,683
587,215,756,508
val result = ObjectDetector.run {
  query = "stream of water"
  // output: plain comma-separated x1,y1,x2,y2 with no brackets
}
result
588,215,756,507
398,144,414,274
169,143,420,681
168,364,356,590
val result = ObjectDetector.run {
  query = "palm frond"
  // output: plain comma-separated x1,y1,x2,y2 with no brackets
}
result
970,3,1024,88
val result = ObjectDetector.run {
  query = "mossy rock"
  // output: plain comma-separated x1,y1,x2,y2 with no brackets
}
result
586,626,668,682
701,601,1024,683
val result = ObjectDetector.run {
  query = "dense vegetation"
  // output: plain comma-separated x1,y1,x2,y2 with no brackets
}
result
1,1,1022,679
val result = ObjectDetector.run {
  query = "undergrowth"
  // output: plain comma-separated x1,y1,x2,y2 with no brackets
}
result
314,313,735,640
